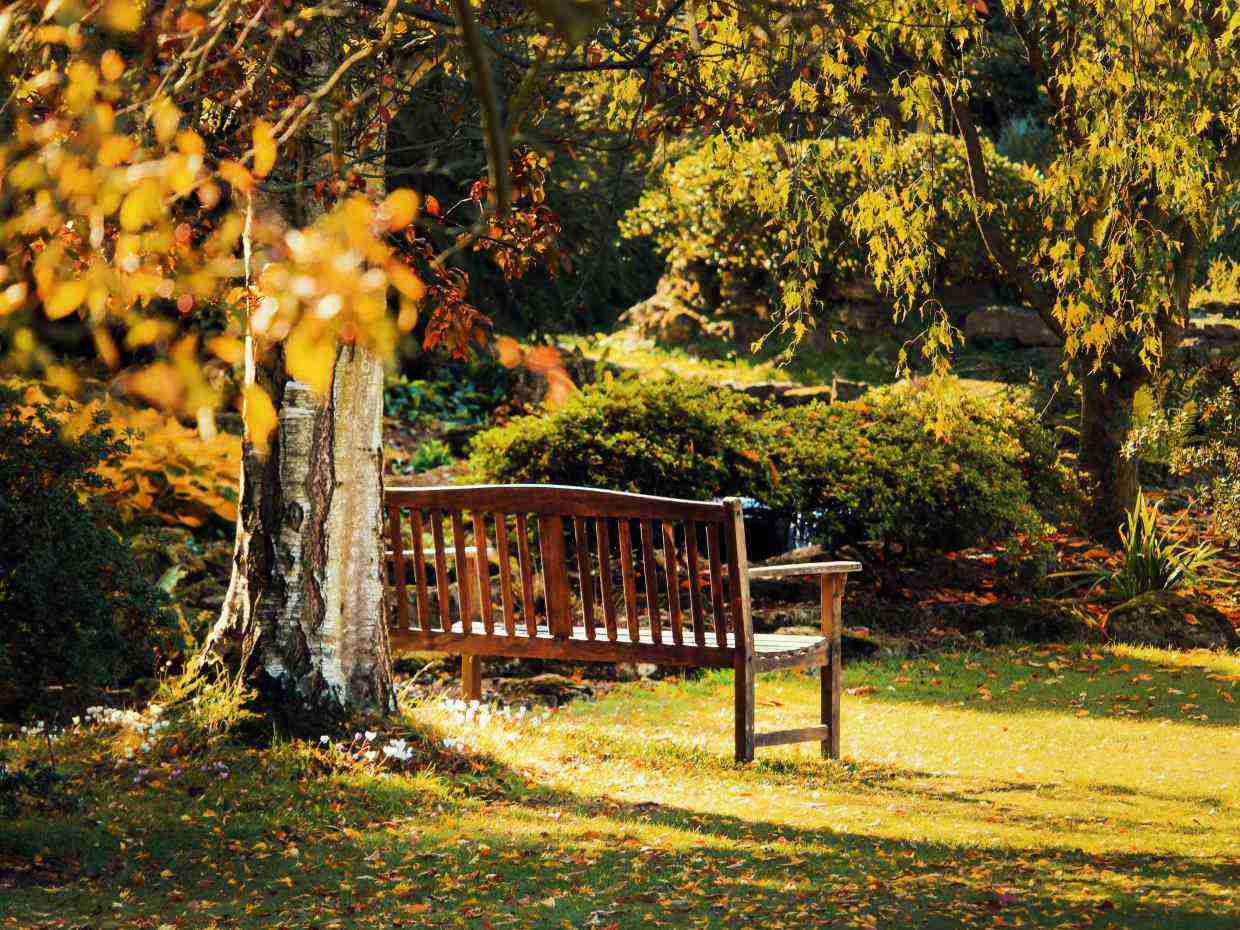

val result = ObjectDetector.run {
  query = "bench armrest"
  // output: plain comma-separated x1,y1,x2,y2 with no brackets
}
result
747,561,861,580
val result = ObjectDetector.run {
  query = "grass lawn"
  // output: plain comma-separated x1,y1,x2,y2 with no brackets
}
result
2,644,1237,929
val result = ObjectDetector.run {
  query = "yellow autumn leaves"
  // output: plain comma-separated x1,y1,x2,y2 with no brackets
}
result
1,24,433,458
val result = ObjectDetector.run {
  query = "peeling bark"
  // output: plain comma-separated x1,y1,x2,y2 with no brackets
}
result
208,340,394,724
207,33,394,724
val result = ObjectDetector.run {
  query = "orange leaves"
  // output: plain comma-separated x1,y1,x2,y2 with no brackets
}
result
100,50,125,82
285,324,338,396
46,280,87,319
381,189,421,231
103,0,142,33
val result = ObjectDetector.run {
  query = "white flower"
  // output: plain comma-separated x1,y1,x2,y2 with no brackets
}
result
319,735,330,744
364,731,377,743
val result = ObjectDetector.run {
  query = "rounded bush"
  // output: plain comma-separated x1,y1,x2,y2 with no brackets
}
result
467,377,772,500
0,385,178,721
469,376,1066,555
764,385,1058,552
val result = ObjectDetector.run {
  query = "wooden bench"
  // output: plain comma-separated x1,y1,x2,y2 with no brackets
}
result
383,484,859,762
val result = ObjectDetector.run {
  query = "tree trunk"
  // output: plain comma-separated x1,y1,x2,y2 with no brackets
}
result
1078,361,1145,542
205,31,396,726
208,340,393,726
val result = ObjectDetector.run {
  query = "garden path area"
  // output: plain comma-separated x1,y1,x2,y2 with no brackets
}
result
2,644,1237,930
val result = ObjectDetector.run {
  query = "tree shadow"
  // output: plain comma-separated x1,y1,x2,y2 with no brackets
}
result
4,723,1234,930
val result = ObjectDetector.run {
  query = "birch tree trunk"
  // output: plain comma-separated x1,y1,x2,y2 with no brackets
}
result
206,39,394,725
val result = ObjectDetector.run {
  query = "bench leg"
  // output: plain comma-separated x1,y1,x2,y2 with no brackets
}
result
734,652,755,763
820,576,842,760
461,654,481,702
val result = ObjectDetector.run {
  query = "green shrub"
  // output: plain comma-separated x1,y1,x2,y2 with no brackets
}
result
469,376,1064,554
468,377,773,500
621,133,1040,309
762,387,1045,553
0,385,178,721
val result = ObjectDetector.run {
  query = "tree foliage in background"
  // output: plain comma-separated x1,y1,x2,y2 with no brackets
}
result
622,133,1040,318
595,0,1240,539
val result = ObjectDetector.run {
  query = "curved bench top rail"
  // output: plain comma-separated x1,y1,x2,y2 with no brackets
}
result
384,483,729,523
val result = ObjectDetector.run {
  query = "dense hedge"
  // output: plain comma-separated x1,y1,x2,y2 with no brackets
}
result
621,133,1041,299
0,385,178,720
469,376,1070,554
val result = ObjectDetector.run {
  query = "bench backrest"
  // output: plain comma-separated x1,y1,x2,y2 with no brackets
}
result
383,484,749,654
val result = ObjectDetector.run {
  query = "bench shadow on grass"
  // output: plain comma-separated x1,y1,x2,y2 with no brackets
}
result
833,645,1240,728
3,726,1234,930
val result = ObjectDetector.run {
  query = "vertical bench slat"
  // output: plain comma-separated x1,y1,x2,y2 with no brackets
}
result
685,521,707,647
430,510,452,630
596,517,619,642
515,513,538,637
662,521,684,646
387,505,409,630
705,521,729,647
639,519,662,645
409,509,430,632
572,516,597,641
450,510,472,628
540,514,572,640
495,512,517,636
617,519,640,643
472,511,495,635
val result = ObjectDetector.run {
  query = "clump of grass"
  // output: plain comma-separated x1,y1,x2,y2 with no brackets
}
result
1102,493,1222,599
1054,493,1225,600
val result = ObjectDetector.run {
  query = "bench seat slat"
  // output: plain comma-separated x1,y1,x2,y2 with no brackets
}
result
390,625,827,670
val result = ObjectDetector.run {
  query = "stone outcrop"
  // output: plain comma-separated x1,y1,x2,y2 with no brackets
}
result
1104,592,1239,651
719,376,868,407
963,305,1061,347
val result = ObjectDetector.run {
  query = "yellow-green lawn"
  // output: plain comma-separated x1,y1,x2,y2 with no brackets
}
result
2,643,1237,929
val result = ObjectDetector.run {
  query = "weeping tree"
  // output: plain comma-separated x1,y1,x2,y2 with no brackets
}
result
593,0,1240,539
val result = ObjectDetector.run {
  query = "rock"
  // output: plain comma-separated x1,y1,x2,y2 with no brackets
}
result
720,379,866,408
1104,592,1239,650
964,306,1061,348
505,345,603,411
937,281,998,308
722,380,786,402
1191,321,1240,343
1194,300,1240,319
762,543,831,566
832,277,882,302
782,385,835,406
491,673,595,706
831,377,869,402
835,302,890,331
